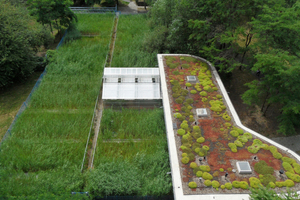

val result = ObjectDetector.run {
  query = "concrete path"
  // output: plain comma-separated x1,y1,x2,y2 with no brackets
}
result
118,0,138,14
271,135,300,154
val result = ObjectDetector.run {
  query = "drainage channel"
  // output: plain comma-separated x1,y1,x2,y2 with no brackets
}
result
87,13,119,170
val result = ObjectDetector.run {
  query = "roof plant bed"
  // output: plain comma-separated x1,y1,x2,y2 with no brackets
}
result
162,55,300,194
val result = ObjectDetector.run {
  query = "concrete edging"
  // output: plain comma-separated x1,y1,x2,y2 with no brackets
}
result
157,54,300,200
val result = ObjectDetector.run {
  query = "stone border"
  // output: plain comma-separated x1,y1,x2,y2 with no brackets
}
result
157,54,300,200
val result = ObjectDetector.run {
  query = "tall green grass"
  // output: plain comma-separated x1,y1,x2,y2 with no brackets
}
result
0,14,115,197
77,14,115,35
111,15,157,67
88,109,172,197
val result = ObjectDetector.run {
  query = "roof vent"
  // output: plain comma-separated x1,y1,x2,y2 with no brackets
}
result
236,161,252,174
196,108,208,117
187,76,196,83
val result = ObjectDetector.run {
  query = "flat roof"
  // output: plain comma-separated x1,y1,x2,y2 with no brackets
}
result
157,54,300,200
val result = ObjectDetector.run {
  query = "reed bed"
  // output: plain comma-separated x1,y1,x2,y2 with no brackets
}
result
0,14,115,198
111,15,157,67
88,108,172,197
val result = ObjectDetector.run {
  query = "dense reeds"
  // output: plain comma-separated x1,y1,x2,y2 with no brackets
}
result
111,15,157,67
88,108,172,197
0,14,115,197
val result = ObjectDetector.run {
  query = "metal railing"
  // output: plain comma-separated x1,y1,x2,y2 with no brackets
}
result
70,6,117,13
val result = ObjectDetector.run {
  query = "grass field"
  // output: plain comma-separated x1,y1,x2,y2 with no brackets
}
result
0,14,115,198
111,14,157,67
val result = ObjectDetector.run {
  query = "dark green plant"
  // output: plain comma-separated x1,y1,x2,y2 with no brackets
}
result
254,160,274,175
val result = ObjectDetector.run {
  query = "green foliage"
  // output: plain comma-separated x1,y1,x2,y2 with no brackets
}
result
182,64,191,69
28,0,77,33
259,174,276,187
0,1,53,88
254,160,274,175
202,172,213,181
188,181,197,189
228,143,237,152
202,145,209,151
212,181,220,190
200,91,207,96
197,137,205,143
196,171,203,177
283,162,295,174
250,186,281,200
230,130,239,137
190,162,197,169
181,156,190,164
292,163,300,174
200,165,211,172
204,180,212,187
232,181,240,188
225,183,232,190
185,83,192,87
234,140,243,147
222,113,231,121
282,157,296,165
285,179,295,187
240,181,249,189
286,172,300,183
249,177,262,189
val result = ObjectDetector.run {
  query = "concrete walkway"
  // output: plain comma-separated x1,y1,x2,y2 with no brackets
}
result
271,135,300,154
118,0,138,14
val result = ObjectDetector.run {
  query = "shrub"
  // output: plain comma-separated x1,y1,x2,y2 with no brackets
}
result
202,97,208,102
190,162,197,169
282,157,296,165
188,181,197,189
243,132,252,139
221,185,225,189
185,83,192,87
230,130,239,137
260,174,276,186
174,113,182,118
202,145,209,151
182,90,188,96
225,183,232,190
275,181,285,187
216,94,222,99
219,168,224,172
182,153,188,157
273,152,282,159
186,98,194,104
228,143,237,152
190,90,197,94
225,123,232,127
240,181,249,189
182,64,191,69
200,165,211,172
202,172,213,180
238,135,248,143
249,177,262,188
175,98,184,104
292,163,300,174
222,113,231,121
234,140,243,147
285,179,295,187
177,129,186,136
286,172,300,182
269,146,277,154
198,148,207,156
248,145,260,154
194,148,201,153
212,181,220,190
254,160,274,175
193,126,200,132
172,70,180,75
268,182,276,188
200,91,207,96
181,157,189,164
196,171,203,177
204,180,212,187
192,143,201,151
283,162,295,174
168,63,178,69
213,171,219,177
232,181,240,188
180,122,189,130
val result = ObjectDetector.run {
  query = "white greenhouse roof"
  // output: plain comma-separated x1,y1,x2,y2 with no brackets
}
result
102,67,161,100
103,68,160,78
102,83,161,100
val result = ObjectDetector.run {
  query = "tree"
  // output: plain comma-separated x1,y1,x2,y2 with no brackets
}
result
27,0,77,33
250,186,299,200
0,0,52,88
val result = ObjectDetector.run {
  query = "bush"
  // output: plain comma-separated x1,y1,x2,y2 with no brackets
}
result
268,182,276,188
248,145,260,154
185,83,192,87
232,181,240,188
212,181,220,190
202,145,209,151
180,122,189,130
285,179,295,187
282,157,296,165
204,180,212,186
222,113,231,121
230,130,239,137
182,64,191,69
221,185,225,189
200,91,207,96
202,172,213,180
292,163,300,174
182,153,188,157
181,157,189,164
275,181,285,187
186,98,194,104
196,171,203,177
238,135,248,143
260,174,276,186
175,98,184,104
225,183,232,190
190,90,197,94
283,162,295,174
200,165,211,172
244,132,253,139
249,177,262,189
254,160,274,175
188,181,197,189
198,148,207,156
234,140,243,147
219,168,224,172
240,181,249,189
177,129,186,136
190,162,197,169
286,172,300,182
